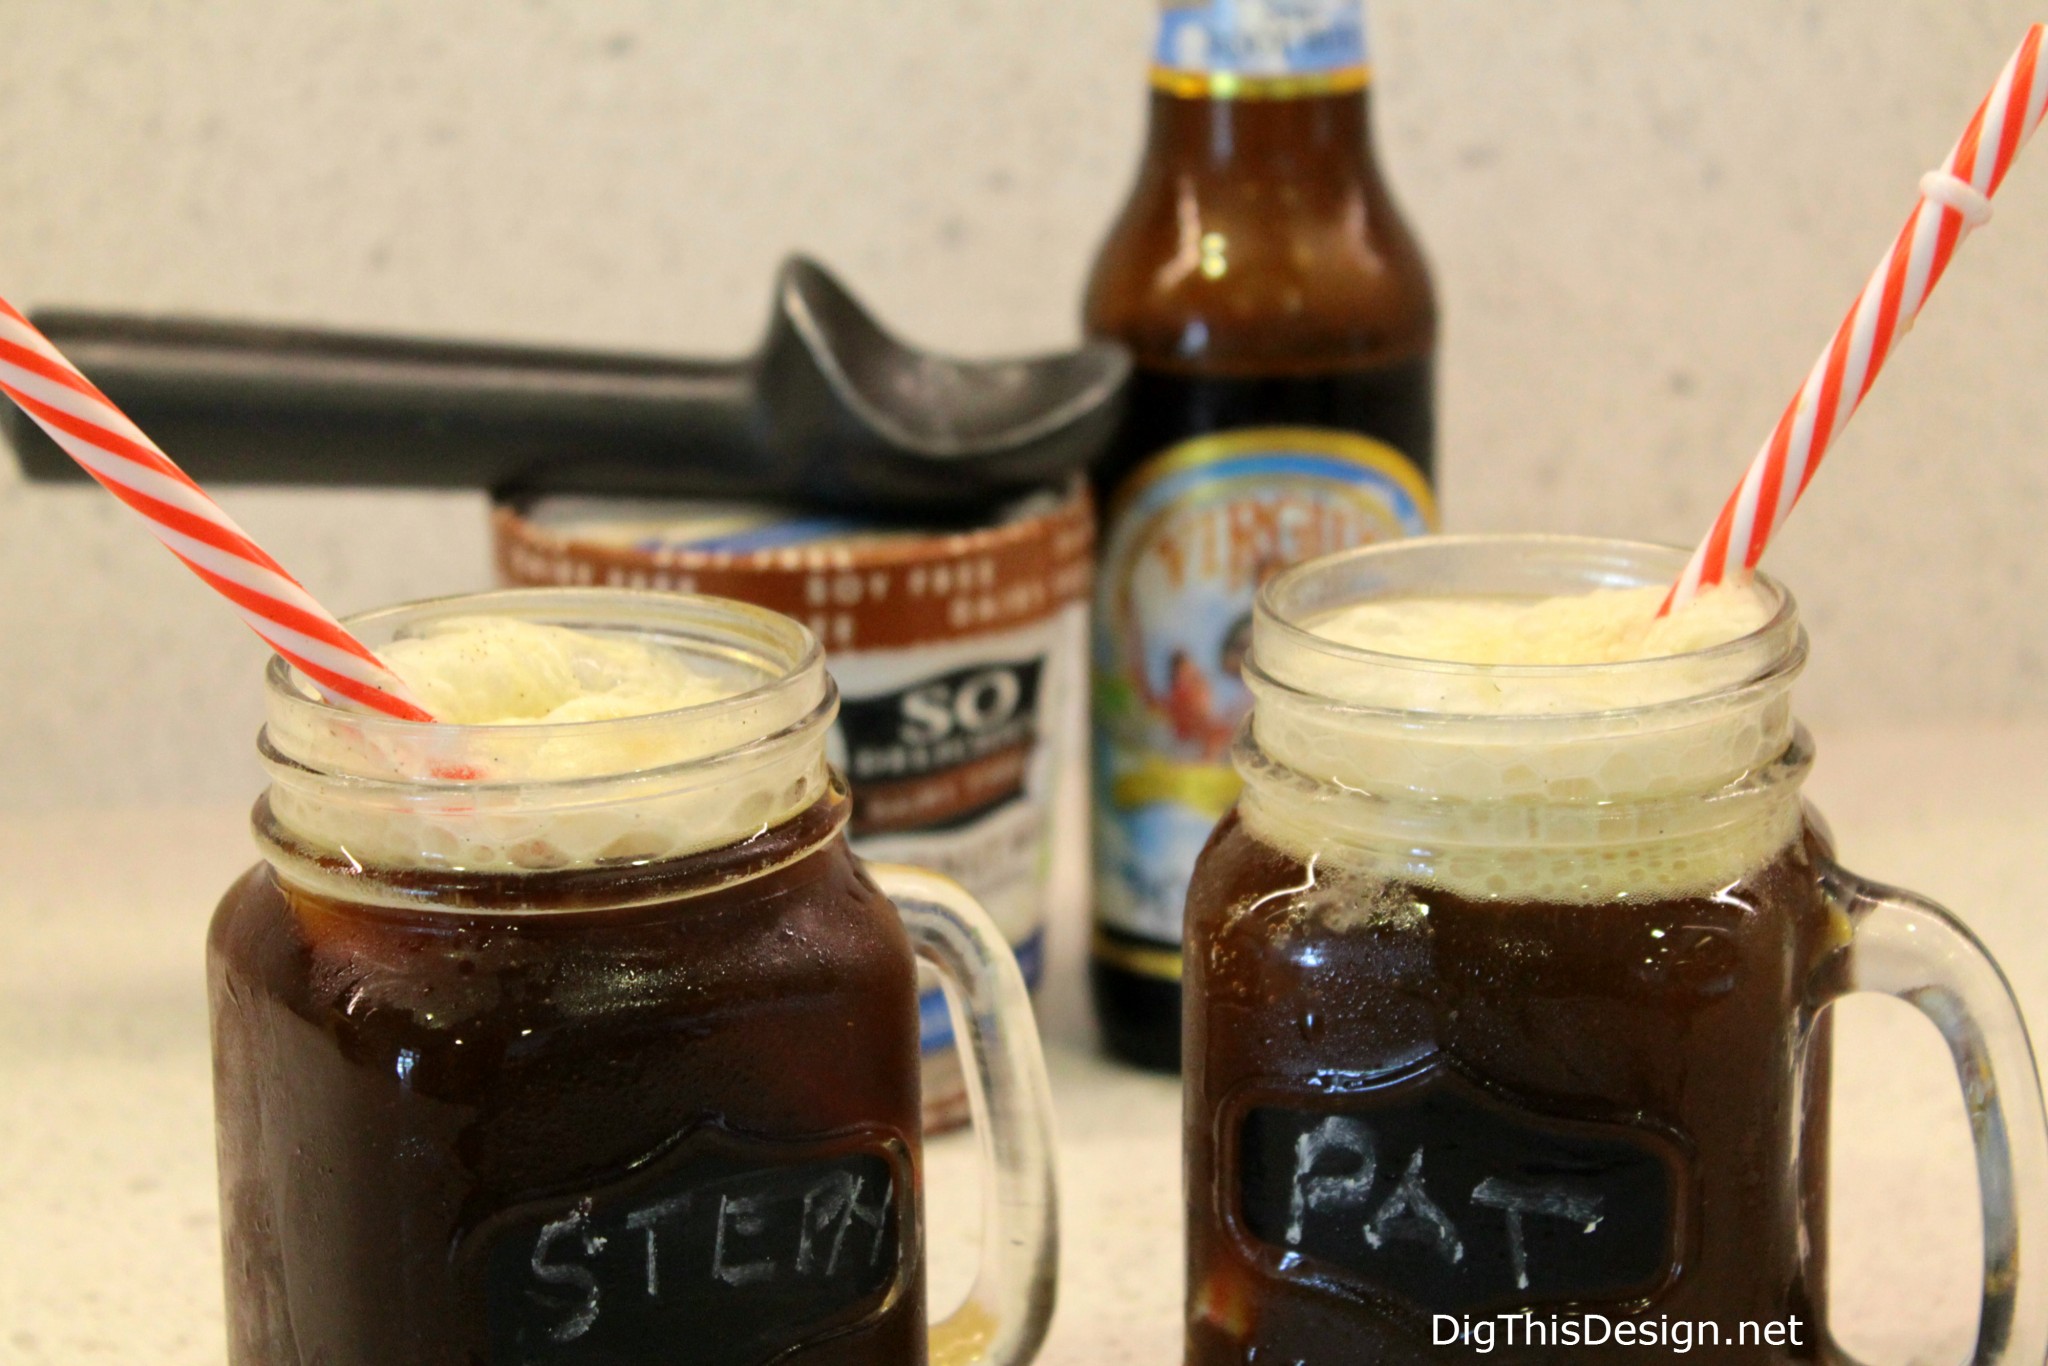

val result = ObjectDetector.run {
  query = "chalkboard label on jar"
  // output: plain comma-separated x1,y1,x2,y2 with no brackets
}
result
1237,1074,1680,1312
473,1127,908,1366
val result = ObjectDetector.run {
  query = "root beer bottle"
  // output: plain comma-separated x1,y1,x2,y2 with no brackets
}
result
1084,0,1438,1070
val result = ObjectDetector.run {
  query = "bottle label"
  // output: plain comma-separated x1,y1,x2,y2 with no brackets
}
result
1092,426,1434,960
1152,0,1371,100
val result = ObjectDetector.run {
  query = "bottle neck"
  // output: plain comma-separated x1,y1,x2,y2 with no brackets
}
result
1141,86,1375,179
1144,0,1375,171
1150,1,1371,92
1087,0,1432,372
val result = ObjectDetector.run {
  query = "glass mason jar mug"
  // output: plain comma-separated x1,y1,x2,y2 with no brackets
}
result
1183,535,2048,1364
208,589,1058,1366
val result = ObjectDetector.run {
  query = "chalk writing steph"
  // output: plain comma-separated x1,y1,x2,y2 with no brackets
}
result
794,1168,893,1277
531,1200,608,1342
624,1194,691,1297
483,1143,902,1366
525,1167,890,1340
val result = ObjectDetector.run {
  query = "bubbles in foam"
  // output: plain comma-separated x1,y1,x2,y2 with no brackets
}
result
1244,581,1804,903
266,615,832,882
1308,583,1775,670
381,616,742,726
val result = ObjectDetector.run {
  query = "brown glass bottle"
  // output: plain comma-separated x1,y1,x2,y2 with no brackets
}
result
1084,0,1439,1071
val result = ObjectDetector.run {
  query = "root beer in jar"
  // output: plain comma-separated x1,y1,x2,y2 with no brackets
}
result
1085,0,1438,1070
492,486,1094,1133
1183,536,2048,1363
208,591,1058,1366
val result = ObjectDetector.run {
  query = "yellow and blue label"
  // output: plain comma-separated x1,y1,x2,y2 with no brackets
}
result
1152,0,1371,100
1091,426,1434,957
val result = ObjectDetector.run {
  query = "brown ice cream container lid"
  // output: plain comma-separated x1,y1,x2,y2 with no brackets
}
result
493,480,1094,652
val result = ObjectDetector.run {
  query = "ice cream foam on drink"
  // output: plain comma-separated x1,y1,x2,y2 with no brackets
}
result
263,612,835,880
1244,580,1805,902
1309,584,1775,671
379,617,739,728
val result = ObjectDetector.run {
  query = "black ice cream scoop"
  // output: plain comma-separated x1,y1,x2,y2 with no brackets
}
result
3,257,1128,518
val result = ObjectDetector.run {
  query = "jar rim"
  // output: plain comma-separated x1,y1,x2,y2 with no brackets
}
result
1238,536,1812,893
1250,533,1803,721
261,586,828,788
255,587,840,883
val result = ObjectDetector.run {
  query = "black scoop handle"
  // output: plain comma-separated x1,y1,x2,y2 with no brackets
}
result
5,313,767,498
5,255,1129,516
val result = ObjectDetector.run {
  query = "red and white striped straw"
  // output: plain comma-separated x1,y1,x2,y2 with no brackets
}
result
0,295,436,721
1664,24,2048,615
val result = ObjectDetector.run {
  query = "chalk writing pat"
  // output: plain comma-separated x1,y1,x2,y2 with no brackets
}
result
1470,1177,1604,1292
1363,1150,1464,1264
1285,1115,1376,1246
1238,1075,1678,1313
478,1135,905,1366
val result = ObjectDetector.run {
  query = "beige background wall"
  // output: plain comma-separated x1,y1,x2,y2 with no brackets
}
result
2,0,2044,805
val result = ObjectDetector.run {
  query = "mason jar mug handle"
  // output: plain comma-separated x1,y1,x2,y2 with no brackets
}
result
1810,849,2048,1366
869,865,1060,1366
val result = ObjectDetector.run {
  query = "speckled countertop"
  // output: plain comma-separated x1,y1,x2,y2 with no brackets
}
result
3,723,2043,1365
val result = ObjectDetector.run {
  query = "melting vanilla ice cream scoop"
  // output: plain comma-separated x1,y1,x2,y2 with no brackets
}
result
1244,579,1802,901
379,616,740,726
265,612,832,877
1308,583,1777,669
